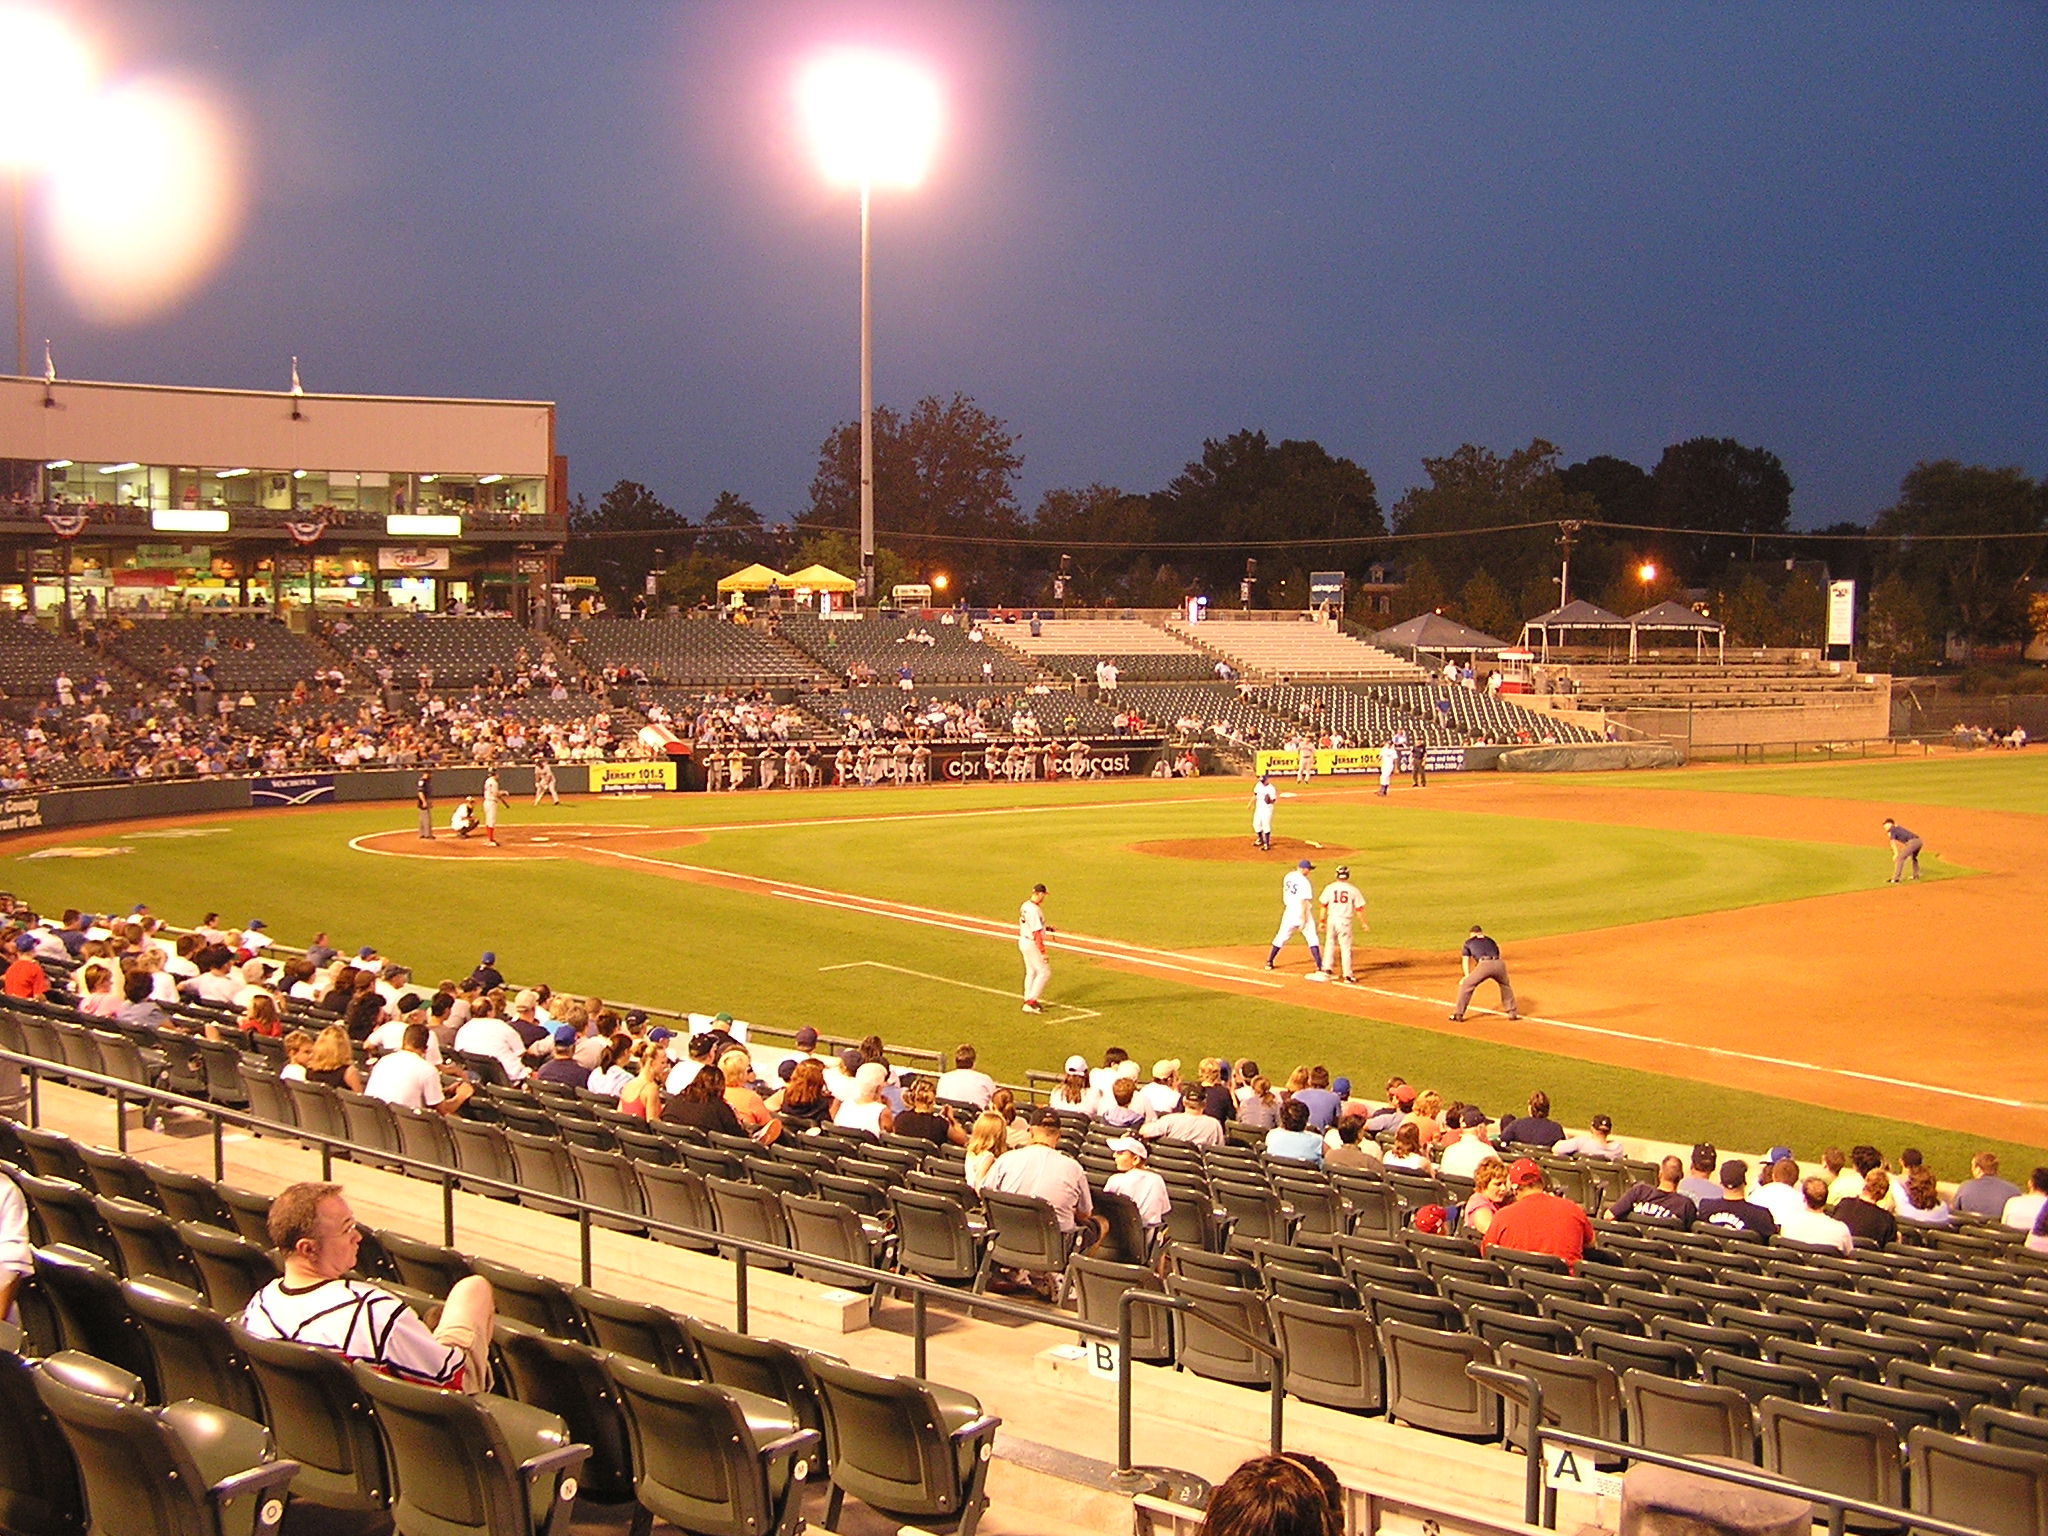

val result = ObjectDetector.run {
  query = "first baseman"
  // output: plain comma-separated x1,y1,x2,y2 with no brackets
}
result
1318,864,1367,983
1267,859,1327,978
1881,818,1923,883
1019,882,1052,1013
1251,773,1278,851
1449,923,1517,1021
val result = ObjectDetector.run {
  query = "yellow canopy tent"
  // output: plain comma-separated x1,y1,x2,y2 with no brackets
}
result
784,563,857,592
714,563,793,593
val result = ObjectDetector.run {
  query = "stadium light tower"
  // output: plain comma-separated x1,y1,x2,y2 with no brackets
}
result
0,6,95,376
798,48,940,608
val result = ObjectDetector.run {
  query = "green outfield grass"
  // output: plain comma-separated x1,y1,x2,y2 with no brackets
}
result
4,764,2038,1173
1590,752,2048,814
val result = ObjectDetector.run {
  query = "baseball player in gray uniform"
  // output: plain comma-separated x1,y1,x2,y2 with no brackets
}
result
1881,818,1923,883
1448,924,1518,1021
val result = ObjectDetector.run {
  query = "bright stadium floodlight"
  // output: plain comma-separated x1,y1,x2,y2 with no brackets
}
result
798,48,941,611
0,6,96,376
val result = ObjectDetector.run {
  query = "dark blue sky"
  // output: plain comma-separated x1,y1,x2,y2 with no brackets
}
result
30,1,2048,530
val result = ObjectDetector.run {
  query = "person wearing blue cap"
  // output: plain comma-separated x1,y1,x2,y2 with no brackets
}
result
1266,859,1326,979
468,952,503,992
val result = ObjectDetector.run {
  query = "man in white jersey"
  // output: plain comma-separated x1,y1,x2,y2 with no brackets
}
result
1250,773,1278,851
1318,864,1367,984
1266,859,1326,978
532,757,559,805
1019,882,1052,1013
482,768,501,845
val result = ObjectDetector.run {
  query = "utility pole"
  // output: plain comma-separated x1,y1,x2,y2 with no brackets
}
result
1556,520,1583,609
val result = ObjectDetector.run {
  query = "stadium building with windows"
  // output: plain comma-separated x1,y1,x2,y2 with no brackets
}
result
0,373,565,618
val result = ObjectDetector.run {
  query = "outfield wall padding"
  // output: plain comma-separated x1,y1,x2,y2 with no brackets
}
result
1498,742,1686,772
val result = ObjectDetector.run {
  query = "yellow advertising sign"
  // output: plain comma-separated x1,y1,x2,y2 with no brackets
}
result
590,760,677,793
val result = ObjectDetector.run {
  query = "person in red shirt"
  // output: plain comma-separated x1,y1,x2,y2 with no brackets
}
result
1480,1157,1596,1270
2,934,48,999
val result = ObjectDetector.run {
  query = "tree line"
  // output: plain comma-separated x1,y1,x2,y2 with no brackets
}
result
566,394,2047,665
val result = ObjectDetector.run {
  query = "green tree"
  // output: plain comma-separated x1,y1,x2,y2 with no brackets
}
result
1392,439,1580,598
1862,572,1933,669
1650,437,1793,578
1720,574,1778,648
564,479,690,608
807,394,1023,599
1452,567,1519,641
1030,484,1156,604
1393,556,1449,622
1151,430,1383,601
697,491,768,566
790,528,913,606
1871,460,2046,651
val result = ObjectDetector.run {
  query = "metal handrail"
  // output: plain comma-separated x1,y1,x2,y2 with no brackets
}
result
1114,1289,1284,1483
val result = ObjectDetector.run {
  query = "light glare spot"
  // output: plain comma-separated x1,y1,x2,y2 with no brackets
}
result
798,49,941,188
0,7,97,170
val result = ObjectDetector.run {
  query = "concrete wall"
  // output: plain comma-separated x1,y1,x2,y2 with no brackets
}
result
1622,682,1893,748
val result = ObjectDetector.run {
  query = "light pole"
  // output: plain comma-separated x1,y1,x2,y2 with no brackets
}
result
0,7,95,376
799,48,940,608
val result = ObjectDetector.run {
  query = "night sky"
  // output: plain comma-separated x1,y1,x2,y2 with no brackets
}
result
20,1,2048,530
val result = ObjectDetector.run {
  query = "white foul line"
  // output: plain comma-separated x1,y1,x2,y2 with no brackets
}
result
819,960,1101,1021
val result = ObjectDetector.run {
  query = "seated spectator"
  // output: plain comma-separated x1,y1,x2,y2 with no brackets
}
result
1832,1144,1884,1206
934,1044,995,1110
304,1024,364,1092
1480,1158,1594,1270
364,1022,473,1117
1236,1075,1281,1130
116,969,170,1030
1832,1168,1900,1245
278,1029,316,1082
1197,1058,1235,1124
987,1087,1031,1149
1677,1143,1721,1204
1751,1154,1807,1226
1365,1080,1412,1136
1288,1065,1341,1130
243,1181,494,1391
1138,1059,1183,1117
1953,1151,2022,1220
364,994,440,1062
1778,1176,1854,1254
74,960,122,1018
984,1110,1103,1284
1263,1101,1323,1165
1497,1090,1563,1149
2005,1167,2048,1231
1097,1075,1151,1131
1460,1156,1512,1236
1088,1048,1131,1102
1894,1165,1951,1228
2032,1205,2048,1257
1323,1113,1383,1171
1607,1156,1697,1229
964,1111,1009,1191
1382,1121,1434,1174
1047,1057,1099,1117
1437,1107,1498,1177
585,1037,633,1097
1104,1135,1170,1230
1143,1083,1226,1148
1553,1114,1625,1160
616,1031,671,1119
453,1005,531,1085
533,1027,591,1090
720,1050,777,1139
1402,1089,1445,1147
766,1058,833,1127
1697,1159,1778,1241
832,1062,895,1138
894,1076,966,1148
663,1063,744,1135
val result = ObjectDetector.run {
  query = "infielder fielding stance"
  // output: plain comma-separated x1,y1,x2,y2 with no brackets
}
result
1267,859,1327,978
1881,818,1923,883
1251,773,1278,851
1318,864,1366,983
1449,924,1517,1021
1019,882,1052,1013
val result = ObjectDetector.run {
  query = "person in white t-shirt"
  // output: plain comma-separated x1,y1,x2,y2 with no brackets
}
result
366,995,443,1065
934,1044,996,1110
1777,1177,1854,1254
453,1009,530,1084
364,1024,472,1115
1103,1136,1170,1229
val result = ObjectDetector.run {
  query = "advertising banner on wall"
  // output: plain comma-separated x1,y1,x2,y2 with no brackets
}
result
1253,746,1465,777
252,775,337,807
592,761,678,793
0,794,45,833
377,547,451,572
1826,580,1856,662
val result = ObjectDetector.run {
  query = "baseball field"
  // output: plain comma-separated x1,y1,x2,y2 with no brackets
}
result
6,750,2044,1175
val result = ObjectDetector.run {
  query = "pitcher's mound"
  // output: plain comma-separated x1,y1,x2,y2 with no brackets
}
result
1131,836,1357,863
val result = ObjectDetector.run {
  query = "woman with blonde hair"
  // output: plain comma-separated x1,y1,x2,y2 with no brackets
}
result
76,960,122,1018
1383,1121,1434,1174
617,1041,666,1120
304,1023,363,1092
965,1111,1009,1190
988,1087,1031,1149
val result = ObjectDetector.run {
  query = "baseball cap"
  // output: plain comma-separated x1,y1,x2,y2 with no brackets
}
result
714,1011,734,1026
1152,1058,1180,1079
553,1025,577,1047
795,1027,819,1048
1508,1157,1545,1187
839,1048,864,1073
1297,858,1314,870
1459,1106,1491,1128
645,1026,673,1043
1335,865,1349,877
480,951,496,964
624,1009,647,1028
1720,1158,1750,1188
1031,1108,1064,1129
1591,1114,1613,1133
1767,1145,1794,1165
1412,1204,1448,1234
1391,1083,1416,1108
13,934,35,952
1106,1136,1148,1160
1333,1077,1351,1098
1031,883,1047,895
246,919,266,930
1064,1054,1088,1074
396,992,423,1014
357,946,376,959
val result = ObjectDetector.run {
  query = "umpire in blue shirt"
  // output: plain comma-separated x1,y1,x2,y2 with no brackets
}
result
1449,925,1519,1022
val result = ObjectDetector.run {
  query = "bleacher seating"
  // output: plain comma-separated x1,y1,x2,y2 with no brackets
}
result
1564,660,1880,711
0,623,118,712
329,613,545,689
555,615,829,688
1000,618,1217,682
100,615,338,693
779,613,1041,686
1164,615,1425,682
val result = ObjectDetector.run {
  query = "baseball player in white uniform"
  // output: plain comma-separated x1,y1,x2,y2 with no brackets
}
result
1318,864,1367,983
1019,882,1052,1013
482,769,501,845
1251,773,1278,851
1267,859,1326,977
532,758,558,805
